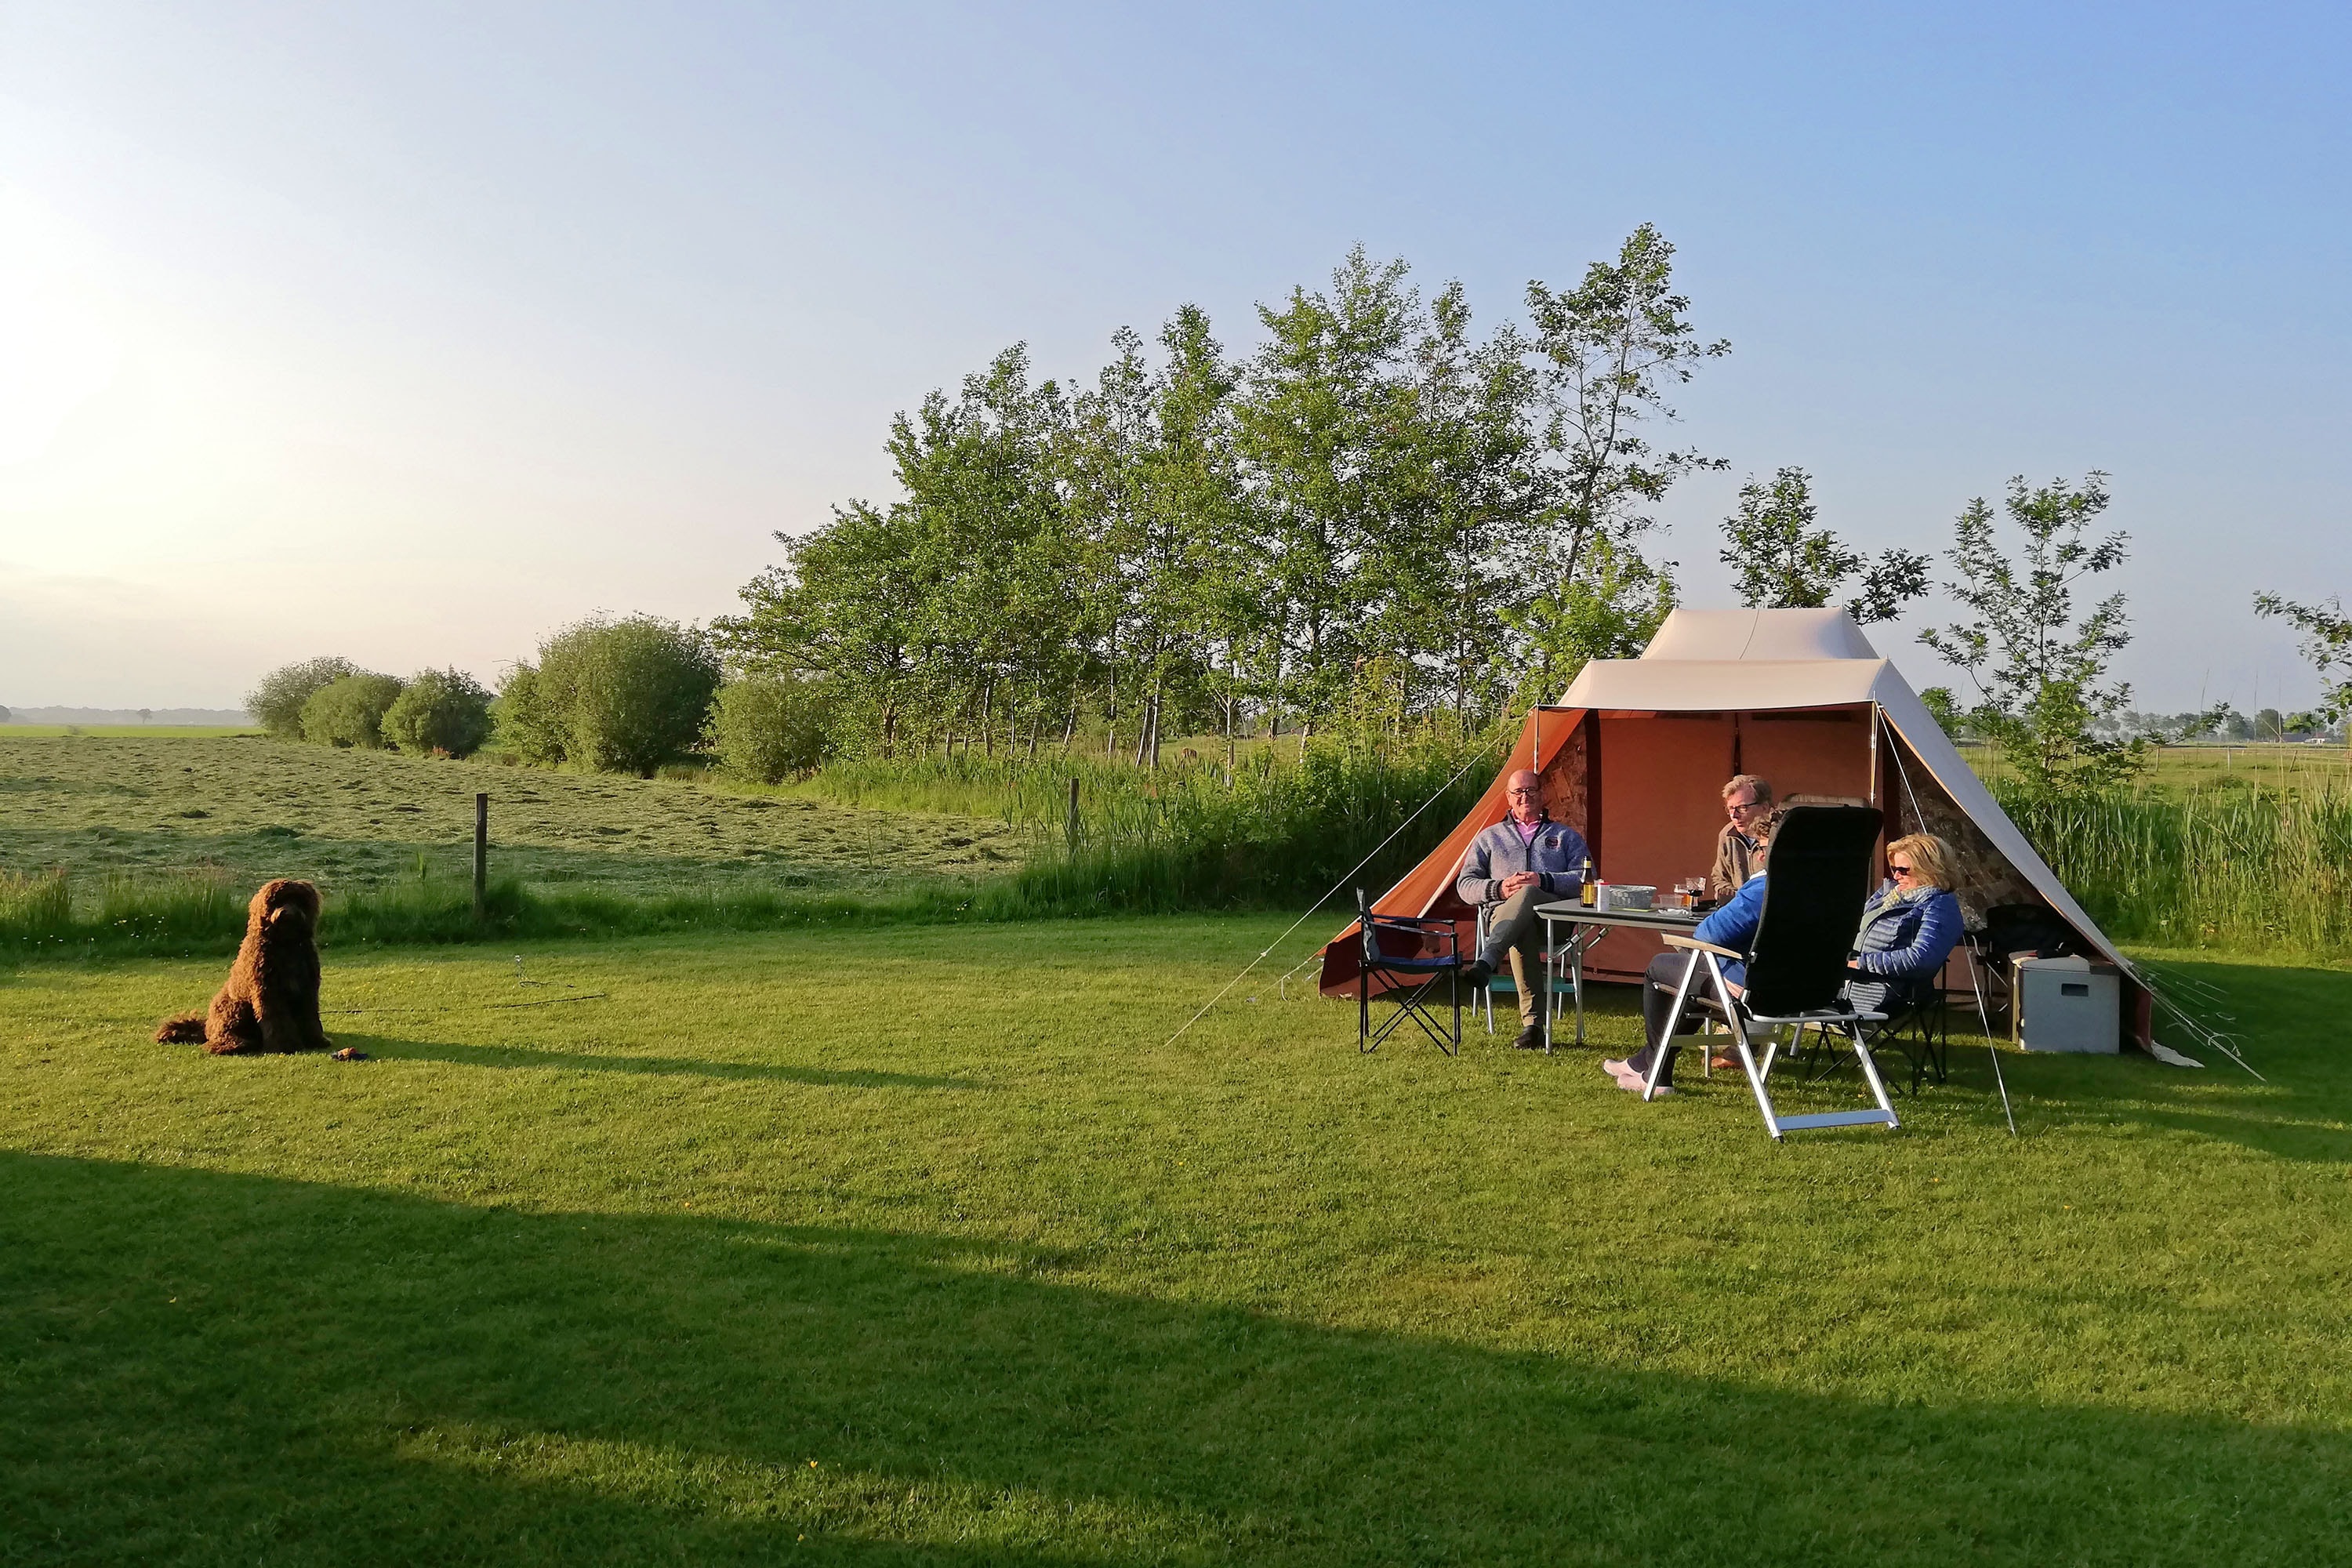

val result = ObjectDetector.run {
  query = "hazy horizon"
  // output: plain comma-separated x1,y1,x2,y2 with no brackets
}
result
5,2,2347,713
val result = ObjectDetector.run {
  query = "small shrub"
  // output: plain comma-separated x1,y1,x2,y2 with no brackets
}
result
247,656,362,739
491,664,568,765
300,673,404,749
383,668,494,757
707,675,834,783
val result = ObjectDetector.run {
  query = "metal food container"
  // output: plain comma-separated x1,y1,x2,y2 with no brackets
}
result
2011,955,2120,1053
1595,884,1657,913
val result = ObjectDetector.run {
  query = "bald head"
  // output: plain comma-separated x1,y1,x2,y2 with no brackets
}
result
1505,769,1544,825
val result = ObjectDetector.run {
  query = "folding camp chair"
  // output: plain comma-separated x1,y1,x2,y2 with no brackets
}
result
1355,887,1465,1056
1642,804,1900,1140
1864,978,1951,1093
1796,972,1947,1094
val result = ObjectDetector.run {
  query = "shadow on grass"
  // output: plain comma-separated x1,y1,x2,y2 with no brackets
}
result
349,1033,978,1091
1965,957,2352,1162
5,1151,2349,1566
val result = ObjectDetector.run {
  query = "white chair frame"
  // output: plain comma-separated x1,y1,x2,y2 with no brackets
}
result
1650,933,1901,1141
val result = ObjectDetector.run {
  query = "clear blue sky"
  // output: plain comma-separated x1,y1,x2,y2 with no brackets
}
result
3,2,2346,712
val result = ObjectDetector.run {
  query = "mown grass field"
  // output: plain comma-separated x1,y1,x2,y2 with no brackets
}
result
4,916,2347,1564
0,734,1025,902
1958,740,2352,797
0,725,261,739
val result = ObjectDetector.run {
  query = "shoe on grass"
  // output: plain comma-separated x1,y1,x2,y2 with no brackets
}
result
1601,1058,1631,1078
1708,1053,1741,1073
1512,1025,1545,1051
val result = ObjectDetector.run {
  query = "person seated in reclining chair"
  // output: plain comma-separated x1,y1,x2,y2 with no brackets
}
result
1844,832,1965,1015
1454,770,1592,1051
1603,810,1777,1097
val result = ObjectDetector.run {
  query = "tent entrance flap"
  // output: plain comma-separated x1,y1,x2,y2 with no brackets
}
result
1577,704,1875,982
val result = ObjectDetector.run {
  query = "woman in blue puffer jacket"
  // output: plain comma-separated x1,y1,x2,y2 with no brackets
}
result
1846,832,1965,1015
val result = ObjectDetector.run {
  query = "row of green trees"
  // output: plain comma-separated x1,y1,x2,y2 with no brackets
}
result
238,223,2350,804
717,227,1732,764
247,659,493,755
249,617,820,782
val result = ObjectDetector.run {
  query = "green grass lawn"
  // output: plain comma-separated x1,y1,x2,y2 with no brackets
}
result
5,916,2348,1563
0,734,1026,903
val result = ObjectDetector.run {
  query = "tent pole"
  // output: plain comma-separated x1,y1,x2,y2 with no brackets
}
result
1868,702,1881,812
1886,708,2020,1138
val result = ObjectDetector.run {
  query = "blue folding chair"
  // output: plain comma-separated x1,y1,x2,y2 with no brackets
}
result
1355,887,1465,1055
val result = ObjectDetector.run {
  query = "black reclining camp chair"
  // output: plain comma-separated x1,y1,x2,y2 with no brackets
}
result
1643,804,1901,1140
1354,887,1465,1056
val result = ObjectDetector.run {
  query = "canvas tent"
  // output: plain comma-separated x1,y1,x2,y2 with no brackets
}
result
1319,608,2151,1050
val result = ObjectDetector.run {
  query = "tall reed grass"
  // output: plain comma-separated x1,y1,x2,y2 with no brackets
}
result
799,735,1501,913
1998,781,2352,954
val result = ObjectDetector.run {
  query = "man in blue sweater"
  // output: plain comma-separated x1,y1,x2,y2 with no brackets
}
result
1604,814,1774,1095
1454,770,1592,1050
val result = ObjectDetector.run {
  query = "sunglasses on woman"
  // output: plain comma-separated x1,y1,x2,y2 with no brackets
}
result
1889,862,1915,879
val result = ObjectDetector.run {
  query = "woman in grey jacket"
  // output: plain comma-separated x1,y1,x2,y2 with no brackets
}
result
1846,833,1965,1015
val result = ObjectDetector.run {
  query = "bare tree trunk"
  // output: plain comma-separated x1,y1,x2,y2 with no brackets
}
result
1223,666,1236,788
1135,677,1164,770
1105,650,1119,762
1061,677,1080,753
980,673,996,757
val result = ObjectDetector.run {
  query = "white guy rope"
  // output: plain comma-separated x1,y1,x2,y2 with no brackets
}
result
1162,729,1512,1047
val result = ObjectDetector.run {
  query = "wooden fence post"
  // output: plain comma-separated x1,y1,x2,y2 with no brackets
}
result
1066,776,1081,853
474,793,488,920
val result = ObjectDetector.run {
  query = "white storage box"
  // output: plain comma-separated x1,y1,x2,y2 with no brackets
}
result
1595,884,1656,913
2011,956,2120,1053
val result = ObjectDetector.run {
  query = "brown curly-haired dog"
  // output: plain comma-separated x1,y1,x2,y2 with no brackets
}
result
155,878,332,1054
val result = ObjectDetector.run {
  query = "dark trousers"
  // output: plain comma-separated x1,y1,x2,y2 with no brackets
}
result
1626,952,1705,1086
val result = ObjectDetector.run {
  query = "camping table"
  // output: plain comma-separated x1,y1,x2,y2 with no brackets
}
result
1534,903,1706,1048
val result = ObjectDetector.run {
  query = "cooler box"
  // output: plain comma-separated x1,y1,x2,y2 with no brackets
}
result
1593,884,1655,913
2011,956,2120,1053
